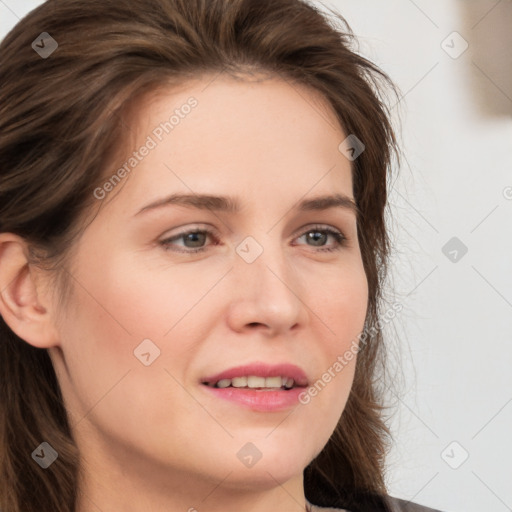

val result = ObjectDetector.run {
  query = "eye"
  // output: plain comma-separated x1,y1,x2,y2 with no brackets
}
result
158,224,348,254
159,227,218,254
294,225,347,253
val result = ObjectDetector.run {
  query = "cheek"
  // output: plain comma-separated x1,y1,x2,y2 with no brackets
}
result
302,260,367,417
55,287,136,427
58,249,226,417
311,257,368,344
92,254,225,340
69,248,196,342
55,259,208,450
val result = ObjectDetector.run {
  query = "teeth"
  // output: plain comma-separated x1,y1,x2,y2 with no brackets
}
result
216,379,231,388
212,376,295,389
231,376,248,387
264,376,283,388
247,376,266,388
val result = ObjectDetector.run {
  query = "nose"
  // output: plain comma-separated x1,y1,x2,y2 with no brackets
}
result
226,239,308,337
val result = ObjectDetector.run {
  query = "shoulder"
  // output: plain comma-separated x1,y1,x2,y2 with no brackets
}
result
307,495,447,512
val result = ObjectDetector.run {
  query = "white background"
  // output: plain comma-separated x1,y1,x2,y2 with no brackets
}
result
1,1,511,511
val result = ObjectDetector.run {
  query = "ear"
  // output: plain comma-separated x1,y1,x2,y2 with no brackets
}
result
0,233,60,348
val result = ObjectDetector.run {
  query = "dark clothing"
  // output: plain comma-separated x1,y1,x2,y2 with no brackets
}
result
307,496,445,512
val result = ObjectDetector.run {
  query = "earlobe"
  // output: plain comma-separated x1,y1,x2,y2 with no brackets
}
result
0,233,60,349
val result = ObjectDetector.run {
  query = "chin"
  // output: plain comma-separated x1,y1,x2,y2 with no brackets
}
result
222,462,305,490
220,441,312,486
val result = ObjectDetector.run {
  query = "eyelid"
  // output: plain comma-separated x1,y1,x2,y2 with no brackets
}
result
292,223,347,240
159,223,219,241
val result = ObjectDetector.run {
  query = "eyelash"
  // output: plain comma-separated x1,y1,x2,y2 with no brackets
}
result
159,225,348,254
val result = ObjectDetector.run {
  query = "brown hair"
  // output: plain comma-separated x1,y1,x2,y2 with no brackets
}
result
0,0,400,511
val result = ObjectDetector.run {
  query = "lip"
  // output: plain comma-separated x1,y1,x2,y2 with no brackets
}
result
201,385,306,412
200,362,309,387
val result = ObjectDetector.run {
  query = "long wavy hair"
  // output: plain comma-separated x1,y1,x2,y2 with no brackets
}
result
0,1,400,511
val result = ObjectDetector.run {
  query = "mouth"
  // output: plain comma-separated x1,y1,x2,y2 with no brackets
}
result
199,363,309,412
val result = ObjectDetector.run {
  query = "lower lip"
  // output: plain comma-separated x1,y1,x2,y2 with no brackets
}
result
201,385,305,412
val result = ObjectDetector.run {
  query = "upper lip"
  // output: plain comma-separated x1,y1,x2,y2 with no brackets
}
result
201,362,309,387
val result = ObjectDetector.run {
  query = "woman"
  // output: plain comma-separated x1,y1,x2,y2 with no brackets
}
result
0,0,444,511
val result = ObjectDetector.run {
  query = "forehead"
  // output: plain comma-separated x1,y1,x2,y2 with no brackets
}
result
100,74,354,215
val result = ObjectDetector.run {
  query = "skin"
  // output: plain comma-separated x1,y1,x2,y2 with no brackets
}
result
0,74,368,512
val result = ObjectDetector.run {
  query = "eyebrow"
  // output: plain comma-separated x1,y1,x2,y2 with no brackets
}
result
134,192,359,217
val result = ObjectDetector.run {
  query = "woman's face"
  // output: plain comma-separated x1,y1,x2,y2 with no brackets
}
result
48,75,368,499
